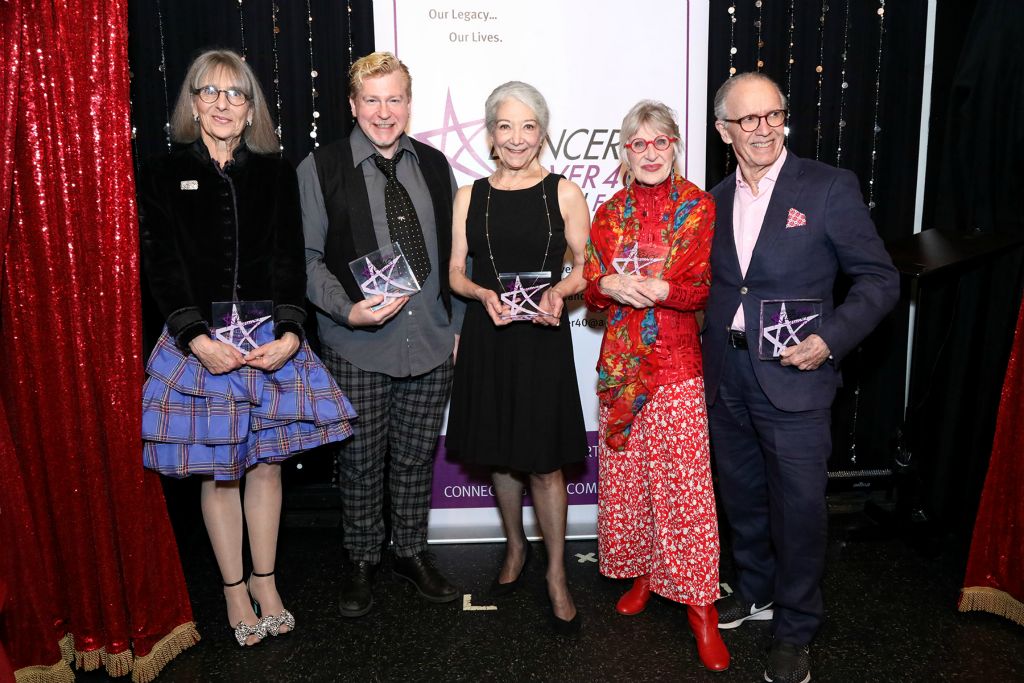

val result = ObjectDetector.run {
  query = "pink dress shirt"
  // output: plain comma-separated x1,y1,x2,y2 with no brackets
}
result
731,147,788,331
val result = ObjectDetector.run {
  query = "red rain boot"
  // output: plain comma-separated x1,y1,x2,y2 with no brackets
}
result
615,575,651,615
686,603,730,671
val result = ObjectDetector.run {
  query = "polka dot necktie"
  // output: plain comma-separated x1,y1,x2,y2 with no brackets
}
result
373,151,431,285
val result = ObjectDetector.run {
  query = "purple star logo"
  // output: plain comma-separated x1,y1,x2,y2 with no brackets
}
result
412,89,493,179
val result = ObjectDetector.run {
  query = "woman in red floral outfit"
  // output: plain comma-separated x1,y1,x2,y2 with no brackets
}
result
583,100,728,672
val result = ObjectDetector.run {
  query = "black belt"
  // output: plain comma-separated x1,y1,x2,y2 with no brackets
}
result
727,329,747,349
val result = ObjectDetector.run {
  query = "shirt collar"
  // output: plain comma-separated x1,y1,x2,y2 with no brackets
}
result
735,146,787,193
351,126,418,167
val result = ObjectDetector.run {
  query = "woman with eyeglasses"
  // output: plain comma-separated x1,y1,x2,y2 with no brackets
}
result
583,100,728,671
138,49,355,647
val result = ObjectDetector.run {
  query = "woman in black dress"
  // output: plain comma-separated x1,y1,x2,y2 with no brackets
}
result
447,81,590,633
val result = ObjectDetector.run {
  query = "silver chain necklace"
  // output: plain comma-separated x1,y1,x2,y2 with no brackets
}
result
483,174,554,282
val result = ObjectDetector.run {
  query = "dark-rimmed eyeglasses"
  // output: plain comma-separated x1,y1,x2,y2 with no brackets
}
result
626,135,678,154
193,85,249,107
721,109,787,132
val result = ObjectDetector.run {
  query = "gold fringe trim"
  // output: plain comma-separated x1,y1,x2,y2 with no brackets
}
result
14,659,75,683
959,586,1024,626
130,621,201,683
13,622,199,683
73,646,104,672
56,634,74,665
106,648,134,679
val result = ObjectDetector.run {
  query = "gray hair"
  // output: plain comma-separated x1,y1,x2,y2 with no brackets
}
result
713,71,788,122
618,100,683,178
484,81,550,138
169,49,279,155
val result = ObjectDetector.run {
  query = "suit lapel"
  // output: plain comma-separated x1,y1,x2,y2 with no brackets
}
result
715,178,743,277
747,152,802,274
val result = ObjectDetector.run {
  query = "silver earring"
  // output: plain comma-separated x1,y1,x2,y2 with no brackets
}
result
193,114,199,123
246,120,252,127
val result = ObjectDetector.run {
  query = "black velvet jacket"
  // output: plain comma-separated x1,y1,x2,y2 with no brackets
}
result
139,140,306,350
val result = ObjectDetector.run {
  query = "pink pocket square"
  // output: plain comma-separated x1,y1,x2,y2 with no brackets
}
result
786,208,807,228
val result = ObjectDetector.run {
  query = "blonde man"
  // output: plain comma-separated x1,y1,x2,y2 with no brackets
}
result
298,52,462,616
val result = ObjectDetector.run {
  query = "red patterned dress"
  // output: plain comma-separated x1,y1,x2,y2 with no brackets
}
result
583,173,720,606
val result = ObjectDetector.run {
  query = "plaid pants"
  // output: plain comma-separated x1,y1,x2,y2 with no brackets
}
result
322,346,453,562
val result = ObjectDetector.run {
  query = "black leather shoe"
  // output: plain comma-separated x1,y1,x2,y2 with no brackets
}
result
764,641,811,683
339,560,375,618
392,552,460,603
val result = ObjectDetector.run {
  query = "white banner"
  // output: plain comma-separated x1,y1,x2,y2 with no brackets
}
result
372,0,710,541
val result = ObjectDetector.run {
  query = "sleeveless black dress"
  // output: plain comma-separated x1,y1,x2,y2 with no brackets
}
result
446,174,588,473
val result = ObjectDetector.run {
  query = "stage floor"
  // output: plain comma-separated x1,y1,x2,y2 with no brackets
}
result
77,510,1023,682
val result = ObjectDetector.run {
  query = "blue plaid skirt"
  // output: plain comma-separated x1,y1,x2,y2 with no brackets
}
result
142,327,356,480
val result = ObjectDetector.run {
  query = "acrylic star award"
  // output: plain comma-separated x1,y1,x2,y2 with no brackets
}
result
349,242,422,311
759,299,823,360
211,300,273,354
499,271,553,321
611,241,668,278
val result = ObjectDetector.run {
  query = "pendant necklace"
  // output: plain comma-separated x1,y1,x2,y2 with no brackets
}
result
484,173,554,282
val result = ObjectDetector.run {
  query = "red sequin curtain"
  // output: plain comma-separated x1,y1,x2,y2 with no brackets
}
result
0,1,199,681
959,297,1024,627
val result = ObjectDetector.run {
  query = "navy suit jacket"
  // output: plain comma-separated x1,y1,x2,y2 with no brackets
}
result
703,151,899,412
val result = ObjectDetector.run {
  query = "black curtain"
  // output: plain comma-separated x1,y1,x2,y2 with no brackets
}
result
706,1,928,482
908,0,1024,552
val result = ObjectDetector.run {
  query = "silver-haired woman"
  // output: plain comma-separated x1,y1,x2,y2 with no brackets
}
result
447,81,590,634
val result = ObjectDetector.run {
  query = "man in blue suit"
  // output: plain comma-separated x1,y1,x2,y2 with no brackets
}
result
704,72,899,683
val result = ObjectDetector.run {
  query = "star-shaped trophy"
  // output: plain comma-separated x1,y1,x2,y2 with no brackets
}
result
498,272,553,321
759,299,822,360
211,300,273,353
349,243,422,310
612,242,666,277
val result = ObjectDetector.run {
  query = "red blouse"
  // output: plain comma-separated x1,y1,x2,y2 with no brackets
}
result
584,174,715,448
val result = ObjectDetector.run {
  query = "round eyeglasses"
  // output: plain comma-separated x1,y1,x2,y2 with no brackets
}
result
626,135,678,154
192,85,249,107
721,109,788,133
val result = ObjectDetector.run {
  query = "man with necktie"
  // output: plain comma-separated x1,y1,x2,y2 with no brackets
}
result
299,52,462,617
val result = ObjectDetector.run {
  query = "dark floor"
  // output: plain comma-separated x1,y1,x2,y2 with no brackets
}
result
79,507,1023,682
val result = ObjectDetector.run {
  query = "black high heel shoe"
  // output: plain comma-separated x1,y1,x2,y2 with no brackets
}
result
546,578,582,636
487,542,532,597
550,609,582,636
224,577,267,647
248,569,296,637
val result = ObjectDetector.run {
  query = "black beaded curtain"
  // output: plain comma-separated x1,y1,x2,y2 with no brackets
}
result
128,0,376,172
706,1,927,242
706,1,928,481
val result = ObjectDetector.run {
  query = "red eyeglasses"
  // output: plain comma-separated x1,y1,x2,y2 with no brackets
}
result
626,135,678,154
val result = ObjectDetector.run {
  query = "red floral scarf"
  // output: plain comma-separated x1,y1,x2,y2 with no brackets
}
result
584,173,713,450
